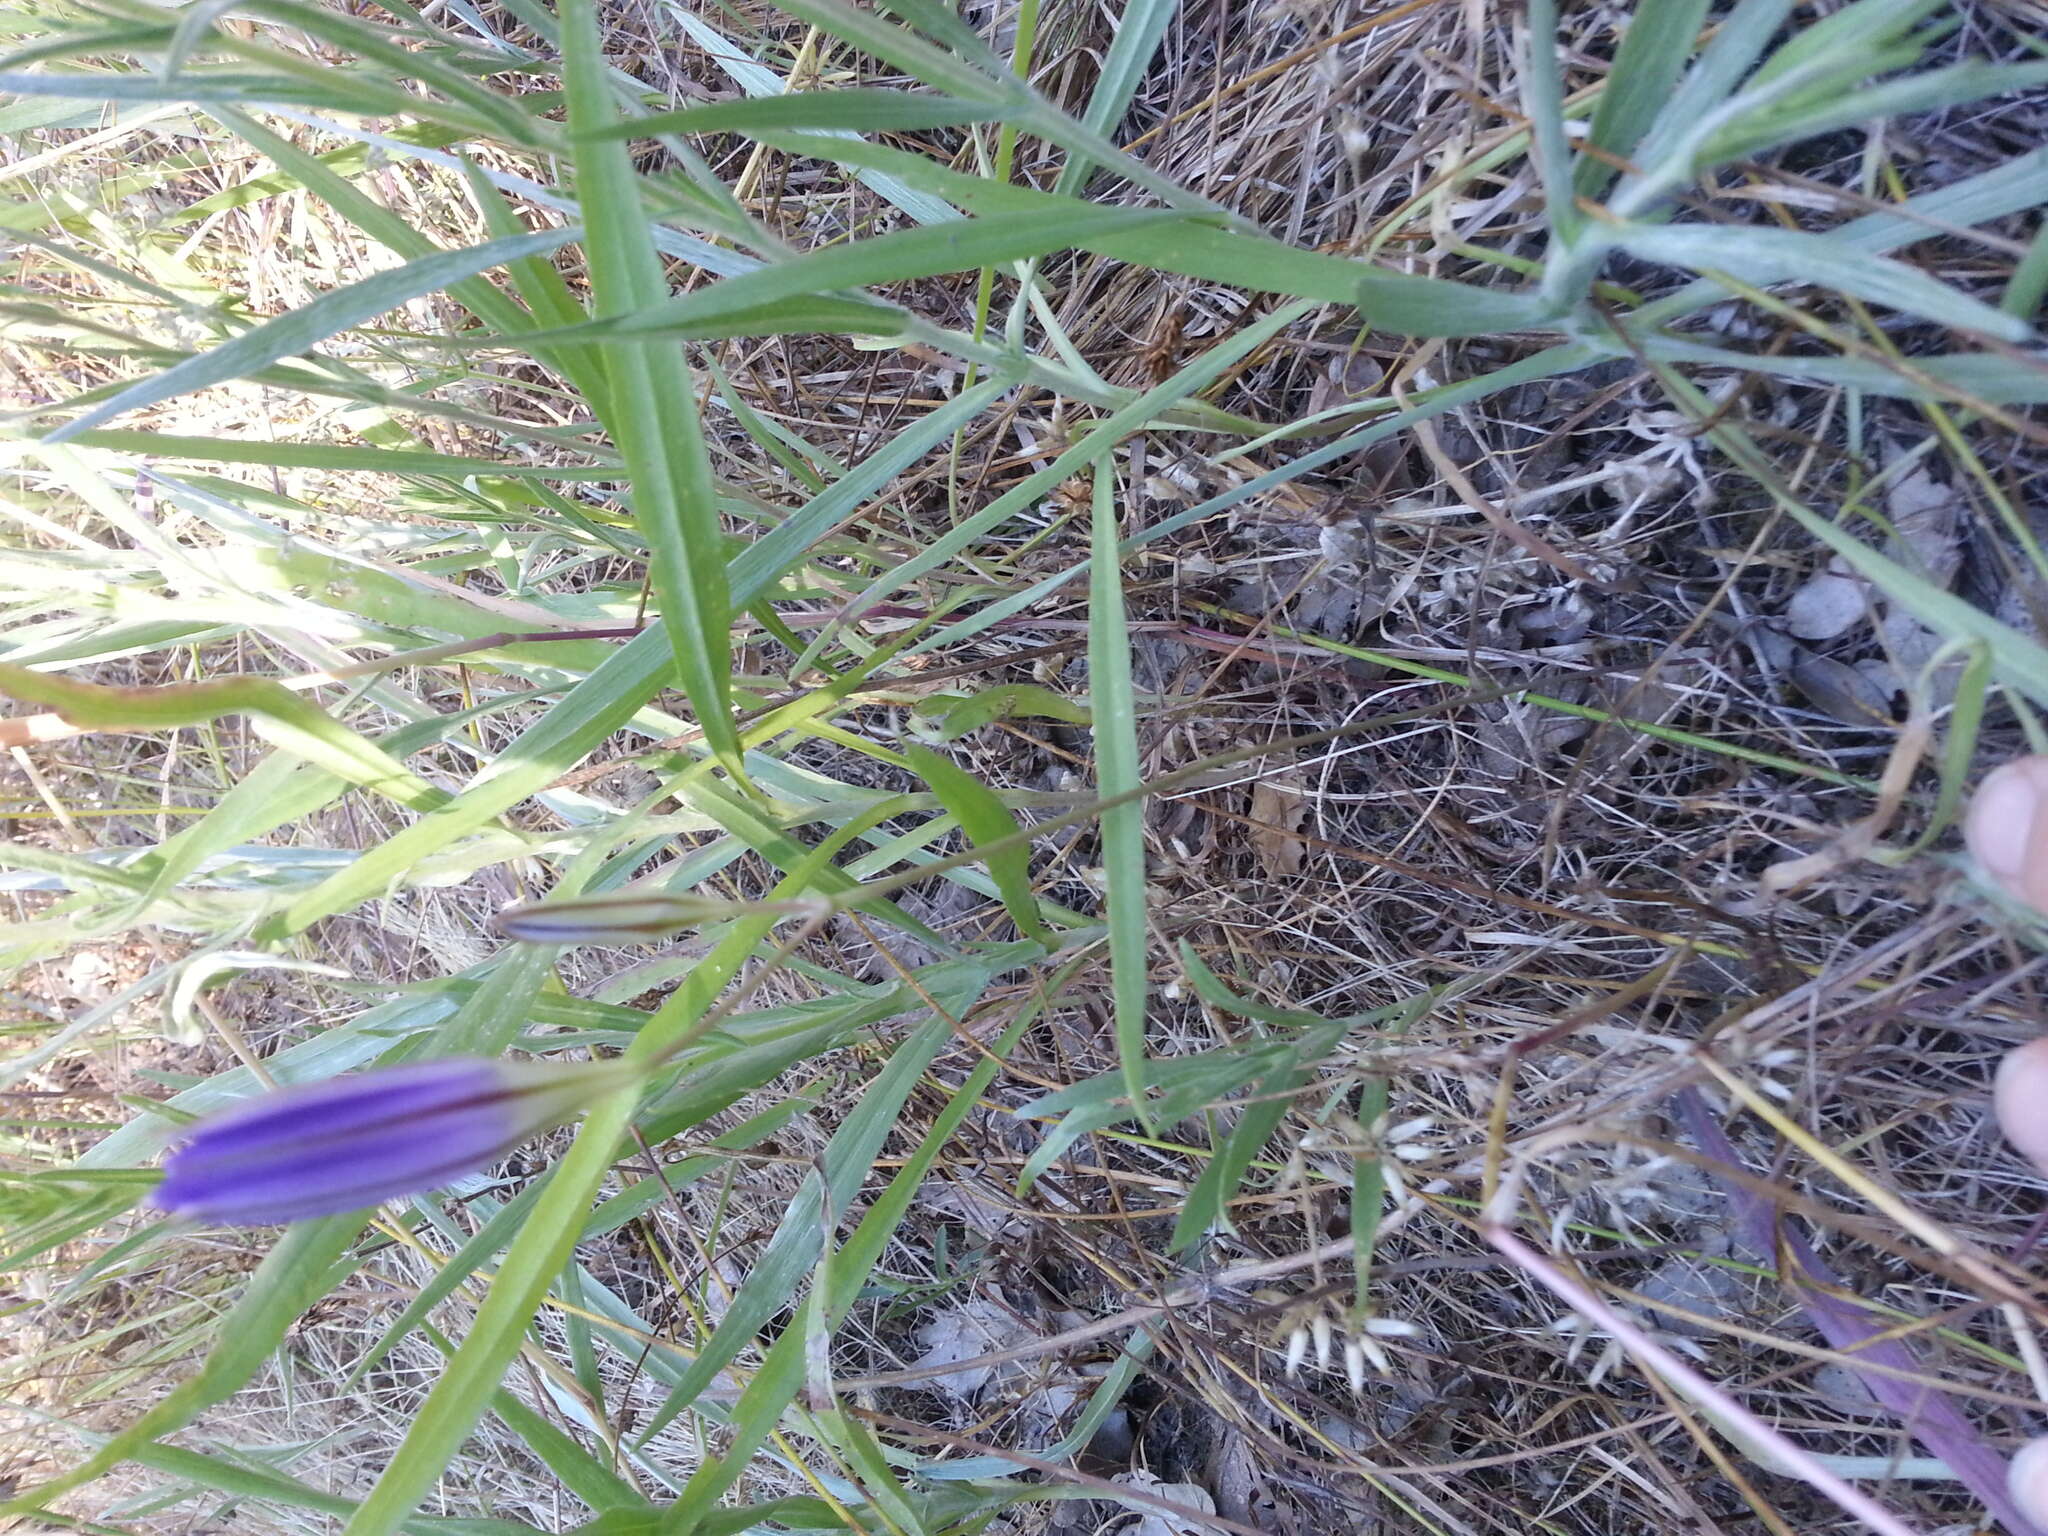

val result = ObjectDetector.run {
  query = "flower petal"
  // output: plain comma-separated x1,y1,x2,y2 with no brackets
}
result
175,1058,507,1159
155,1058,530,1225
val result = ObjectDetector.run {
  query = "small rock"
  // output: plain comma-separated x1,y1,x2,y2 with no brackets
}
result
1785,567,1867,640
1636,1254,1745,1337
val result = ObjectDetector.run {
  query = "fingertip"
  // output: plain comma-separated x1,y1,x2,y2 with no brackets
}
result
1995,1037,2048,1180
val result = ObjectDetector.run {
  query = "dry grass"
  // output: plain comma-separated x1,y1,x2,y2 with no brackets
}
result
5,0,2048,1532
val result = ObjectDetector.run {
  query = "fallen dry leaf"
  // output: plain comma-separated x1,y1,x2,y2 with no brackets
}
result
1247,773,1310,876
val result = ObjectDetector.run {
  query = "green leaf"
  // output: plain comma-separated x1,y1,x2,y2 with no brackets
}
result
1575,0,1711,198
912,680,1092,739
1613,222,2034,341
727,374,1012,603
486,1380,641,1514
0,1170,156,1273
1628,144,2048,329
2005,218,2048,322
561,0,742,780
0,65,424,113
629,1011,966,1456
273,626,672,934
237,0,543,142
338,1085,642,1536
0,660,446,812
904,742,1052,944
161,0,242,81
1523,0,1581,245
1748,0,1949,90
1053,0,1177,196
550,205,1197,342
743,0,1004,102
868,0,1010,75
74,1436,545,1535
1168,1040,1335,1255
1088,461,1153,1134
1621,0,1798,184
1636,333,2048,403
53,428,619,479
656,993,1039,1530
163,122,470,225
1702,58,2048,171
581,88,1002,138
756,130,1552,333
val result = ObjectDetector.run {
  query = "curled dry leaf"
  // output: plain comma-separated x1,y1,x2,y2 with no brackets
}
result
1247,773,1310,877
1114,1470,1218,1536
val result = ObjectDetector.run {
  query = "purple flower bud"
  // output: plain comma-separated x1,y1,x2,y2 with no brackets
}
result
153,1057,627,1225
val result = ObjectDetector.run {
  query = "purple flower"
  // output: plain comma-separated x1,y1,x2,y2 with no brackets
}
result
153,1057,626,1226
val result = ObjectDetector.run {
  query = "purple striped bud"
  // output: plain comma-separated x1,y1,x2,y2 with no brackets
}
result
493,892,824,945
153,1057,629,1225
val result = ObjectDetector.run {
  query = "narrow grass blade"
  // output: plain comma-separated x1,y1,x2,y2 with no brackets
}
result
46,428,617,479
2006,219,2048,321
210,108,596,351
631,1011,966,1454
487,1373,641,1514
160,0,241,80
656,998,1038,1528
1715,58,2048,171
746,0,1003,102
1053,0,1177,196
273,627,672,932
236,0,544,143
759,130,1553,333
1575,0,1711,197
61,1428,550,1534
0,660,446,812
0,66,420,114
868,0,1009,74
581,89,1001,138
904,742,1053,945
1622,0,1798,183
656,2,960,230
1088,461,1152,1133
1748,0,1948,88
547,206,1196,342
338,1083,642,1536
834,299,1311,620
1523,0,1581,245
561,0,742,780
1615,223,2034,341
1168,1045,1323,1254
727,373,1011,604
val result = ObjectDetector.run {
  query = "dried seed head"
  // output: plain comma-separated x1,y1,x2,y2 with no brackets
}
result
1284,1326,1309,1377
1343,1338,1366,1394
